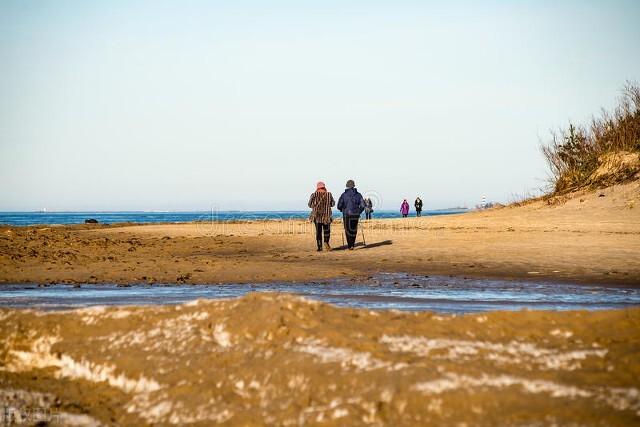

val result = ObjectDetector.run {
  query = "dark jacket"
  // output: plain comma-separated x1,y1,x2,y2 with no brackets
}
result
414,199,423,210
364,198,373,213
337,188,365,216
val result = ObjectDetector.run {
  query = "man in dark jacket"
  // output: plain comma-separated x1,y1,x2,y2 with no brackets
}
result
414,197,423,217
337,179,365,250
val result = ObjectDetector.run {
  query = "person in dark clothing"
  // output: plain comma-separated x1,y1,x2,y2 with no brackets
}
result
364,198,373,220
414,197,423,217
308,181,335,251
337,179,365,250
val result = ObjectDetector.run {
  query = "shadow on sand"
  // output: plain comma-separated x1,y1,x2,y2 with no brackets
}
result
332,240,393,251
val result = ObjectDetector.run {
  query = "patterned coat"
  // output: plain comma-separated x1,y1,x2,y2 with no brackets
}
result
308,191,335,224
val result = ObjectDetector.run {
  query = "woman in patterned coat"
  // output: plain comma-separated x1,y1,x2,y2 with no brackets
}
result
308,181,335,251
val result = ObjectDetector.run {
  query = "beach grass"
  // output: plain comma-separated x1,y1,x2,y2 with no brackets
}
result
541,82,640,194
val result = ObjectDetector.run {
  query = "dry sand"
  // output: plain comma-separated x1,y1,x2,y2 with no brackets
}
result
1,181,639,285
1,293,639,425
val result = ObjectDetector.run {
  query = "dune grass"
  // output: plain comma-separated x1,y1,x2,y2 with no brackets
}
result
541,82,640,194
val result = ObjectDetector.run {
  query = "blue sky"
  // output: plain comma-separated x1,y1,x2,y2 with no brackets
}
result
1,0,639,210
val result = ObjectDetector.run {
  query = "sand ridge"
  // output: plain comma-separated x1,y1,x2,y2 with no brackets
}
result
0,293,639,425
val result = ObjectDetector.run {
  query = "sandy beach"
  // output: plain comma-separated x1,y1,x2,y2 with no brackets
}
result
1,184,639,425
1,181,639,286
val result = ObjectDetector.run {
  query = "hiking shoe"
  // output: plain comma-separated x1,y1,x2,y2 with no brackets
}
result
324,242,331,251
348,246,355,251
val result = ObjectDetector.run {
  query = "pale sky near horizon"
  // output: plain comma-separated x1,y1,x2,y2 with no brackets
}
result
1,0,639,211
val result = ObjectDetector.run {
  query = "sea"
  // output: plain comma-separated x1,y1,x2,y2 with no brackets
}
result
0,209,468,226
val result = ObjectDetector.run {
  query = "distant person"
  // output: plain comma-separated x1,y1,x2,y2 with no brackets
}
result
337,180,365,250
364,198,374,220
414,197,423,217
400,199,410,218
308,181,335,251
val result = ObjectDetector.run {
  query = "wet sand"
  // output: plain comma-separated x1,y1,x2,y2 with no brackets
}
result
1,293,639,425
2,273,640,312
1,182,639,286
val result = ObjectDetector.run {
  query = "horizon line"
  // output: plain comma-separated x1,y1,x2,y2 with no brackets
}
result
0,207,470,214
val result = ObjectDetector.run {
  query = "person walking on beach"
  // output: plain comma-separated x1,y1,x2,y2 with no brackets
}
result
364,198,374,220
400,199,410,218
308,181,335,251
414,197,423,217
338,180,365,250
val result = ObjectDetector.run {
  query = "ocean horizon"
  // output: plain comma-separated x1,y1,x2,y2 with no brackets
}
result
0,209,469,226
